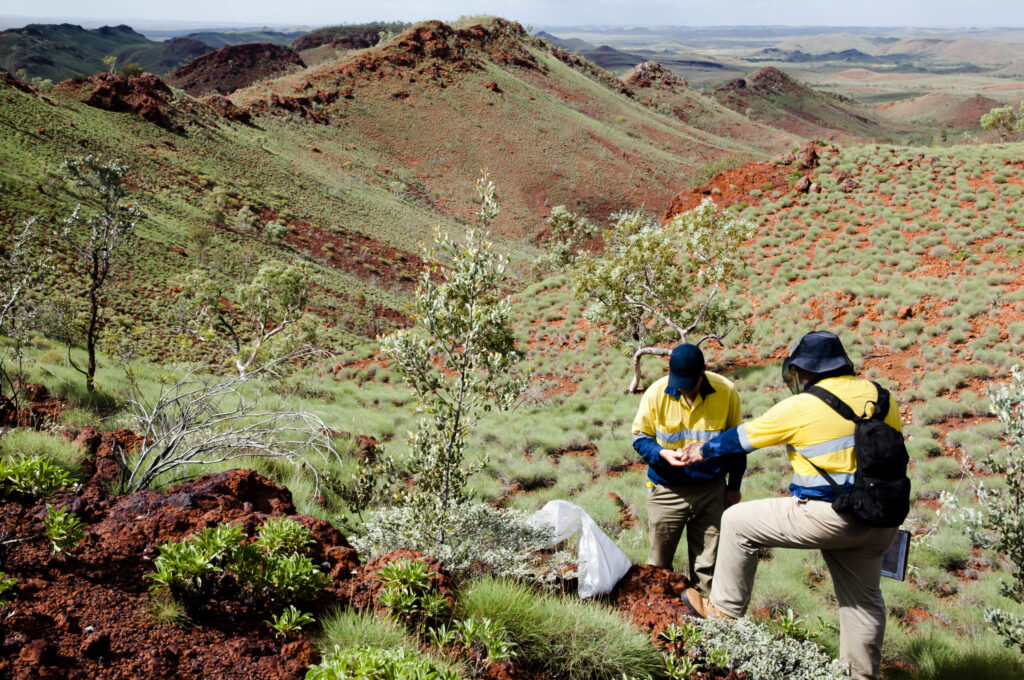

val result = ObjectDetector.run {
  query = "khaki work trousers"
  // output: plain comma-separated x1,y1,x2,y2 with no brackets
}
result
710,496,897,680
646,477,726,593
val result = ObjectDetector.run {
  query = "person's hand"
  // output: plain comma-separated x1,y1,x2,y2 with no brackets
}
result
680,442,705,466
659,448,689,466
724,489,742,508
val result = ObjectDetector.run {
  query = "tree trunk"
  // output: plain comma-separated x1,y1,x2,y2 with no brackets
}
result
627,346,672,394
85,284,100,393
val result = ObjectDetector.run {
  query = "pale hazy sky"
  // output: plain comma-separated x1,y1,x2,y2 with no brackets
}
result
1,0,1021,28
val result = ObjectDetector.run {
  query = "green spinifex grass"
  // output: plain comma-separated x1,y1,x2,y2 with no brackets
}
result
458,576,663,680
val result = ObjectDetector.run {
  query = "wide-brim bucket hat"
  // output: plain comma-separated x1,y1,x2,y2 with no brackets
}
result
781,331,854,381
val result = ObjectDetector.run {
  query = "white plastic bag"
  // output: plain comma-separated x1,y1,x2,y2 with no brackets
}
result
529,499,632,599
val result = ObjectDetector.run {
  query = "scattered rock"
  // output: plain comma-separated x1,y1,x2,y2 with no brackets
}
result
625,61,688,90
839,177,860,192
794,176,812,193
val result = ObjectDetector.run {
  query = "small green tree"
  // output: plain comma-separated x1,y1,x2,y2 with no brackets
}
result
980,103,1024,139
168,262,321,378
101,55,117,74
0,218,44,406
572,198,753,393
532,205,599,274
982,366,1024,652
381,174,528,543
53,156,141,393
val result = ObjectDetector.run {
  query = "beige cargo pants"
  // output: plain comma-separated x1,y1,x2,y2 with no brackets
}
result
646,477,726,593
710,496,897,680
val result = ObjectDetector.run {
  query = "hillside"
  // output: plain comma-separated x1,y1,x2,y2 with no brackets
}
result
713,66,911,141
0,23,314,82
874,92,1003,129
230,19,792,236
0,23,211,81
0,17,799,363
168,43,306,96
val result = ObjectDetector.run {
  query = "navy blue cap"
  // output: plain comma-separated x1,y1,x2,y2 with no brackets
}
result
667,343,705,392
781,331,854,381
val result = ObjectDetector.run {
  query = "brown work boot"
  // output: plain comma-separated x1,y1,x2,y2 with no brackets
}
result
683,588,733,620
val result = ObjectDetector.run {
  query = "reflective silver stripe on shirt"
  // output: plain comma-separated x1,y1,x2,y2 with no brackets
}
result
655,429,722,443
633,433,653,443
791,435,856,460
737,424,755,453
791,471,855,487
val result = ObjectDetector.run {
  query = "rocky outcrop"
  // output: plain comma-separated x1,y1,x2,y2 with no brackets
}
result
625,61,688,90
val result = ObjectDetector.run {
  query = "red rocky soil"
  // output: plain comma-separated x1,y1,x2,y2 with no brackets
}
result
662,140,829,220
168,43,306,97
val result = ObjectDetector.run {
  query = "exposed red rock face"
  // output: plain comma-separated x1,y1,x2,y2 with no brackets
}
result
168,43,306,96
52,72,175,128
625,61,688,90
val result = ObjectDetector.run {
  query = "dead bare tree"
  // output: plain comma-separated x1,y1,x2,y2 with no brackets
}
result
119,356,339,494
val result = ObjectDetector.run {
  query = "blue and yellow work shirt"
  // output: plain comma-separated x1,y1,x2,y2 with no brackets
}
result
632,371,744,489
701,375,903,500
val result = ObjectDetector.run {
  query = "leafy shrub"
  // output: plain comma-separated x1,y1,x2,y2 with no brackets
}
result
42,505,86,554
306,645,460,680
266,605,315,639
0,455,73,498
148,519,328,606
354,502,557,579
0,574,17,607
693,618,849,680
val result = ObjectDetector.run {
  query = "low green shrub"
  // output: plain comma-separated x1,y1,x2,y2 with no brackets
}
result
0,455,73,498
306,645,461,680
147,518,328,606
42,504,86,554
266,605,315,639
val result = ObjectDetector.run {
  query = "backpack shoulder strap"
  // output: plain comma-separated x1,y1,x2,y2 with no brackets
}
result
804,385,860,422
871,382,891,421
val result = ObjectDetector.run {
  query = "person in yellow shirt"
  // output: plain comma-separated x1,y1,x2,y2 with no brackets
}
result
631,343,744,594
680,331,903,680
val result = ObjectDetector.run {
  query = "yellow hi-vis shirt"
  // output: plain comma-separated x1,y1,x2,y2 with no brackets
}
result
632,371,743,488
729,375,903,499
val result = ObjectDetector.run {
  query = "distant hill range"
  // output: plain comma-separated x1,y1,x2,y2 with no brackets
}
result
0,22,305,81
534,30,727,74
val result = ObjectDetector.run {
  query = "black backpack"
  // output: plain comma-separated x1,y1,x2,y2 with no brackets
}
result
801,382,911,528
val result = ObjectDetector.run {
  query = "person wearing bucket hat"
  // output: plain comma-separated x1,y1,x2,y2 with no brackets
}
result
631,343,745,595
677,331,903,680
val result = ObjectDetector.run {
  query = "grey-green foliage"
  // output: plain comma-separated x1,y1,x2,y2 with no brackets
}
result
533,205,600,274
380,174,528,544
694,618,849,680
981,366,1024,652
980,103,1024,137
352,502,556,579
571,198,754,393
0,218,45,401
